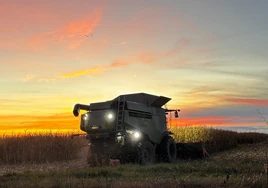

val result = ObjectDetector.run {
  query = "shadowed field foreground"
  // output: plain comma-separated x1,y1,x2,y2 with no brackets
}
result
0,127,268,187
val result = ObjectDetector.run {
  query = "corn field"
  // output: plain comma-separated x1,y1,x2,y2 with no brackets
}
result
0,132,85,164
172,126,268,153
0,127,267,164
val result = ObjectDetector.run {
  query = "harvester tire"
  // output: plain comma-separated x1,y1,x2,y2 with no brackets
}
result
137,140,155,165
158,136,177,163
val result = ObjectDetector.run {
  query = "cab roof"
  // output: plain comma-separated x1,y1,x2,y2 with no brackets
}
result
113,92,171,107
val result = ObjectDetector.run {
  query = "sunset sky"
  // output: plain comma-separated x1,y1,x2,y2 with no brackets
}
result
1,0,268,134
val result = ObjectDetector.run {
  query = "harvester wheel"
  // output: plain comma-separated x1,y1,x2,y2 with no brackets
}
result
137,140,155,165
157,136,177,163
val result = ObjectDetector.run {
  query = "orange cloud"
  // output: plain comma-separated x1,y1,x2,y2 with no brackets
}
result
54,56,150,79
22,59,134,82
22,39,193,82
29,8,103,50
58,67,104,79
226,98,268,107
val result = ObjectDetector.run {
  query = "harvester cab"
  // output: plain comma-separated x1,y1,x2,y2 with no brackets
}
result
73,93,180,165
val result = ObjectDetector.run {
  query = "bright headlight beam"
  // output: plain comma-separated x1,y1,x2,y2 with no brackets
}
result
83,114,88,120
133,131,141,139
107,113,113,119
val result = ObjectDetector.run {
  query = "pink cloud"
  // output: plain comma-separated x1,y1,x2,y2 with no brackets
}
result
110,60,131,68
29,8,103,50
226,98,268,107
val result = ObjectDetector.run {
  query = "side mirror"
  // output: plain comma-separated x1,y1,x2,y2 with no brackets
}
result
174,110,179,118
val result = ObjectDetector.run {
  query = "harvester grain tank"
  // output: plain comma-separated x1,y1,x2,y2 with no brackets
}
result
73,93,183,165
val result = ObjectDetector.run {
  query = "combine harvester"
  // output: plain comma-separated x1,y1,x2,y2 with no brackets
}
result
73,93,205,166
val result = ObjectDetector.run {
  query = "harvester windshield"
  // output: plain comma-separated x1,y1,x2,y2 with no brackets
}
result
80,109,116,132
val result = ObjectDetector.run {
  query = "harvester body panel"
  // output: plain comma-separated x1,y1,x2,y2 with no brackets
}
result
123,101,167,144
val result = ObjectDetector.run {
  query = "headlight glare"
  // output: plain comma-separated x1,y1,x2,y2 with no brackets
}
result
83,114,88,120
107,113,113,119
133,131,141,139
127,130,142,141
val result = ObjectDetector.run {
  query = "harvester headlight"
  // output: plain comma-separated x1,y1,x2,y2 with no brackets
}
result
83,114,88,121
133,131,141,139
126,130,142,141
106,112,115,121
130,131,142,141
107,113,113,120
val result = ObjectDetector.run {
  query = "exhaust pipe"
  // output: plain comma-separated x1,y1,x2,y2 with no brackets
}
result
73,103,91,117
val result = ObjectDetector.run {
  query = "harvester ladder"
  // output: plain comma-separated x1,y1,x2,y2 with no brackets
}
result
116,96,126,133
